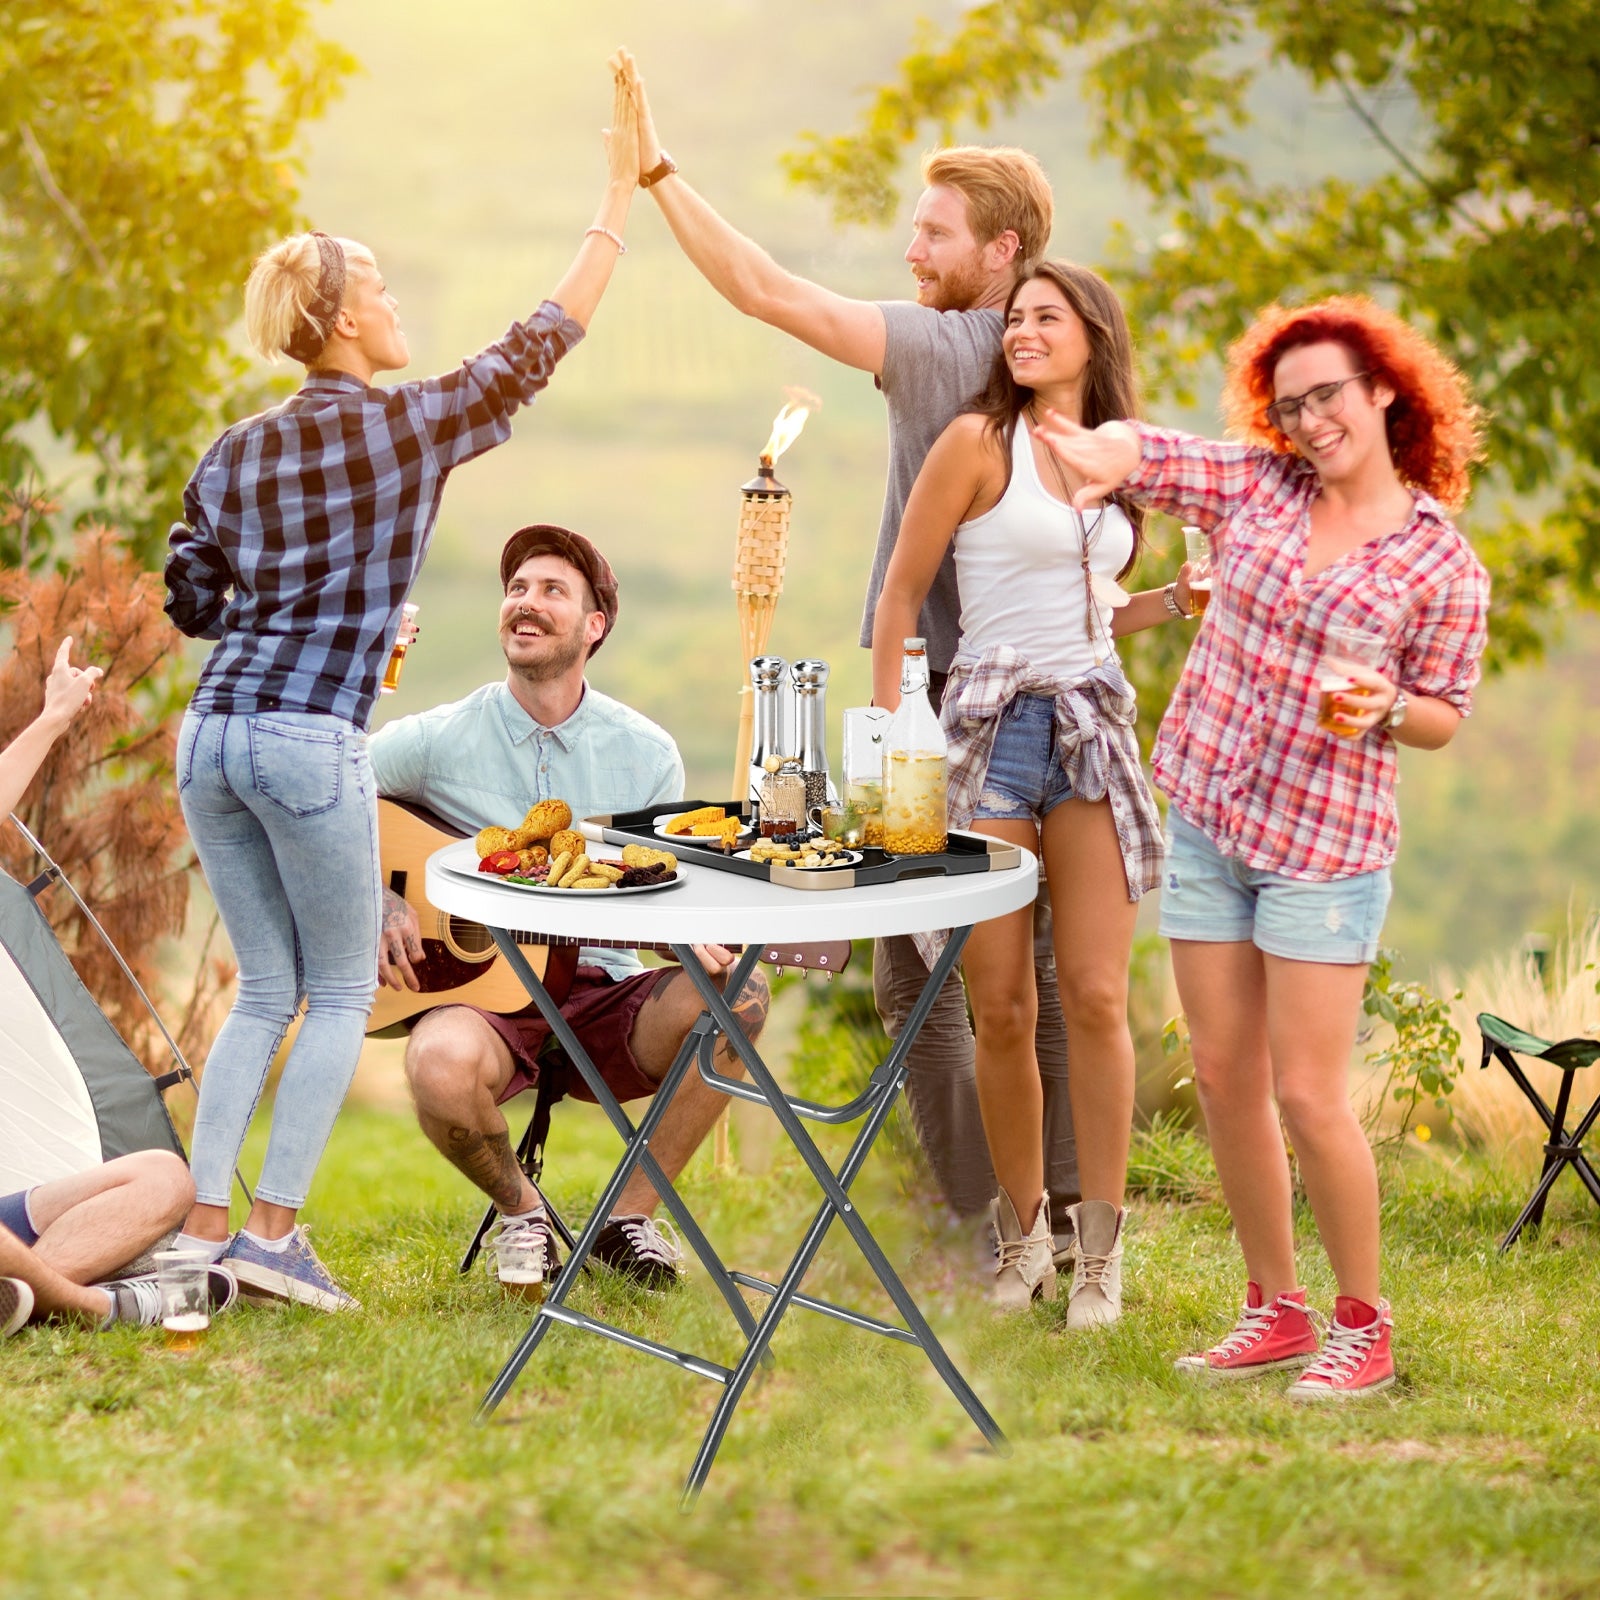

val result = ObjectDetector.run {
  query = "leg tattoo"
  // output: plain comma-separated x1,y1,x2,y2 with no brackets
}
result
443,1125,528,1211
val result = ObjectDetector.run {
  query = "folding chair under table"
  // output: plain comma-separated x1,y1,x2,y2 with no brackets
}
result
1476,1012,1600,1251
425,837,1038,1507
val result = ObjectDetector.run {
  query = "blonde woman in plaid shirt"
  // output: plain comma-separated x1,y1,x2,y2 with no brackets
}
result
162,70,640,1312
1035,296,1488,1397
875,262,1197,1325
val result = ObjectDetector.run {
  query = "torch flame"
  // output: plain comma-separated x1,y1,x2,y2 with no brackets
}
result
759,386,821,467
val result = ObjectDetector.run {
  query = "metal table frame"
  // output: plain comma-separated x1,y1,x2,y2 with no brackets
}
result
448,864,1024,1508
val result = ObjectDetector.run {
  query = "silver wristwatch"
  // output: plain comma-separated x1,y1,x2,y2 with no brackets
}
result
1162,581,1190,620
1382,690,1409,731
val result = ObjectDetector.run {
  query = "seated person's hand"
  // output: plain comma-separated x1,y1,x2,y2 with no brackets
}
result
378,887,425,991
686,943,737,982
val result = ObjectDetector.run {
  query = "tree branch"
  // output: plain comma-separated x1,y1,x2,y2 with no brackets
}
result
17,123,117,290
1329,72,1488,242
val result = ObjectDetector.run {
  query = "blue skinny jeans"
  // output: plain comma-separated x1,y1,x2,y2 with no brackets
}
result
178,709,380,1210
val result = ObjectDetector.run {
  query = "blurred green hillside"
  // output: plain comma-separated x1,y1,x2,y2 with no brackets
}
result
293,0,1596,972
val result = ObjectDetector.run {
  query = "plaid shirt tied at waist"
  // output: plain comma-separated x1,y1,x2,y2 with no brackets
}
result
911,647,1164,969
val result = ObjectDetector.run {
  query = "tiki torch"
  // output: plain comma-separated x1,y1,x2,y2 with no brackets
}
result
730,390,817,800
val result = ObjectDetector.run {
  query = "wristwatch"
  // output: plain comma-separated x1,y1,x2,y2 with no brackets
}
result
1162,581,1191,620
639,152,678,189
1381,690,1409,731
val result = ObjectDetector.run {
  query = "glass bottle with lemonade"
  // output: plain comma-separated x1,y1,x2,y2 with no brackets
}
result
881,638,948,856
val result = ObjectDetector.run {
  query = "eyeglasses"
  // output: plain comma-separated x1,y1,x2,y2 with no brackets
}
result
1264,373,1371,434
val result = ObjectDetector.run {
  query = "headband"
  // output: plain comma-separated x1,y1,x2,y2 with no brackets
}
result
284,231,347,365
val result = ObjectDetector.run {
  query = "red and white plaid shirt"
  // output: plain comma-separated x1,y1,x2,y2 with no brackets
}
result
1127,425,1490,881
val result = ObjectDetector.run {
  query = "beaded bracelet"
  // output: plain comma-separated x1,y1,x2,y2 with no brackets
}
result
584,226,627,254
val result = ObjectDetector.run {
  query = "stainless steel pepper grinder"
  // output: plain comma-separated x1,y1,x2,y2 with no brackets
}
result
791,658,837,813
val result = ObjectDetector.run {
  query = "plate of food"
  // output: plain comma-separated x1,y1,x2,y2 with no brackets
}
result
652,806,751,846
735,839,863,870
442,838,685,894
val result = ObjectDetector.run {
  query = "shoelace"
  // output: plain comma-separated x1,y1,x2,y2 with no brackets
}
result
995,1235,1038,1274
1075,1249,1118,1289
1300,1316,1383,1381
1211,1299,1324,1358
107,1277,162,1326
618,1214,683,1267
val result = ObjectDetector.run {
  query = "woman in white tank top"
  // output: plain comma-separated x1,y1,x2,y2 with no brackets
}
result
873,261,1200,1324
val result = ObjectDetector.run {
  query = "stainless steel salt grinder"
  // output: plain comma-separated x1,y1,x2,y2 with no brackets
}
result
749,655,788,803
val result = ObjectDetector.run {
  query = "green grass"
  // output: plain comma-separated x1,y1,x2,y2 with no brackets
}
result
5,1095,1600,1599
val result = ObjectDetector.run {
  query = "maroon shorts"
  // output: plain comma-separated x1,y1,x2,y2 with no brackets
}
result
465,964,676,1107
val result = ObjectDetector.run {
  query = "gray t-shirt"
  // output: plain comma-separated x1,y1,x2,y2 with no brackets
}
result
860,302,1005,674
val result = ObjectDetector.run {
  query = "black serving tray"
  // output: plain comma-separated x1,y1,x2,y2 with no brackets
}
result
584,800,1023,892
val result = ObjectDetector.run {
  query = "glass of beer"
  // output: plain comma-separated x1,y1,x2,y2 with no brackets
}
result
1183,525,1212,616
493,1235,546,1303
154,1248,210,1353
380,602,420,695
1317,625,1388,737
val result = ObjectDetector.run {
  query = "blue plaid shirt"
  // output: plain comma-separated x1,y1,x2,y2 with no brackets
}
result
165,301,585,728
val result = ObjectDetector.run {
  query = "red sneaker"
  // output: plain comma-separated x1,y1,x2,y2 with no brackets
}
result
1285,1297,1395,1401
1174,1282,1321,1380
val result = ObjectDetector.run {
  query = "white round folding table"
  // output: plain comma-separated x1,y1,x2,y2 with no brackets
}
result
426,839,1038,1507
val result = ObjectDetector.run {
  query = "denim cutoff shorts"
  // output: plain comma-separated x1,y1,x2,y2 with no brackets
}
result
972,694,1076,821
1159,809,1391,965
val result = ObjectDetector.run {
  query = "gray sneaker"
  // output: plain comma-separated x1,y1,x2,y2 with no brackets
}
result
97,1266,239,1327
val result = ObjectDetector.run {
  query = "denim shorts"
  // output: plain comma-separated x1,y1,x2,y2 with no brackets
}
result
972,694,1075,821
1159,810,1391,965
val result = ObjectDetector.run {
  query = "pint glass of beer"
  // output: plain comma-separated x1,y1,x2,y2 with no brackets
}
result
1316,625,1388,737
1182,526,1212,616
154,1248,211,1353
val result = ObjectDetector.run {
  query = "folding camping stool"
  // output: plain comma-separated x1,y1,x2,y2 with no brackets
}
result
1476,1012,1600,1251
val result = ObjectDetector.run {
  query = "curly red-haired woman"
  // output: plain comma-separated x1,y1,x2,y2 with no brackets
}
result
1034,295,1488,1398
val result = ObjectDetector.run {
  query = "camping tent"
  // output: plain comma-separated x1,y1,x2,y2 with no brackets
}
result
0,869,184,1194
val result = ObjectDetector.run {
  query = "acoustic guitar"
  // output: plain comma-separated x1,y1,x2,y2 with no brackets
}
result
369,797,849,1037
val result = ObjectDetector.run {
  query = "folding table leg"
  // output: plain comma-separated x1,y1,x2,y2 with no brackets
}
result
477,940,765,1421
672,931,1007,1508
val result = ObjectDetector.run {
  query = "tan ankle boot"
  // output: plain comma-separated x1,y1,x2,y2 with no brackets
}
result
992,1191,1056,1311
1064,1200,1125,1330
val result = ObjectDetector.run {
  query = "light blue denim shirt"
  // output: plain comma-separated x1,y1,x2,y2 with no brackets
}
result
369,680,684,979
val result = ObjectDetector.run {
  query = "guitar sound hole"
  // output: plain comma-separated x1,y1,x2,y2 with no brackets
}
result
442,916,497,962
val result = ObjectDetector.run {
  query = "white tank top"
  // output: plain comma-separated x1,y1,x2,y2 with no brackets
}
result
953,421,1136,681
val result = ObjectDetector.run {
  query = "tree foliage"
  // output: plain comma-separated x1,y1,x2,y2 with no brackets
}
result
0,529,235,1076
1,0,353,565
786,0,1600,661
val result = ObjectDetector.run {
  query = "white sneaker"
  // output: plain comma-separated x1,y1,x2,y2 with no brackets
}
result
992,1191,1056,1311
1064,1200,1125,1330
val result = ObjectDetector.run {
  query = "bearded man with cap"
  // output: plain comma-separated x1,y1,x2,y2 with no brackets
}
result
369,526,769,1291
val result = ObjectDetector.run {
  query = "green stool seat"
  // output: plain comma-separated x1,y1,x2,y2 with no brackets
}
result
1477,1012,1600,1250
